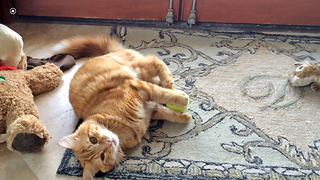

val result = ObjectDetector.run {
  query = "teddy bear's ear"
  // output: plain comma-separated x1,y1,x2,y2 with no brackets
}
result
58,133,78,149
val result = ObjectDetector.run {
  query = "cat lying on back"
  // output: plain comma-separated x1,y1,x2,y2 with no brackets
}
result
56,36,191,180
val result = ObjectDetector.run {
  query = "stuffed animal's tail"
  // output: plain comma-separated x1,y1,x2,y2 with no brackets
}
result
52,36,124,59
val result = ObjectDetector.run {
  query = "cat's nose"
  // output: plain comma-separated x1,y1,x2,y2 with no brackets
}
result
101,140,113,149
107,141,113,146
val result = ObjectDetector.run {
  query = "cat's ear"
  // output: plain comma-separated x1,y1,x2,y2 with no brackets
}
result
58,133,78,149
83,163,98,180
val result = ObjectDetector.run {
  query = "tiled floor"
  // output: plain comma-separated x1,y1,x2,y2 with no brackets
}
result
0,23,115,180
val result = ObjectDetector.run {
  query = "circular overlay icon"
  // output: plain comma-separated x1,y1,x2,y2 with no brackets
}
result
10,8,17,15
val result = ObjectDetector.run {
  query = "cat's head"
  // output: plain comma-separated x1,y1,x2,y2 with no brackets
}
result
291,62,319,87
58,120,124,180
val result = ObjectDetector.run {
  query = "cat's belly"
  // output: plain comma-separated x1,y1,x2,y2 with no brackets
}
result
68,56,137,118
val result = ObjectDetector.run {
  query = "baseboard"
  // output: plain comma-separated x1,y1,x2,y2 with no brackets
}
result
17,15,320,33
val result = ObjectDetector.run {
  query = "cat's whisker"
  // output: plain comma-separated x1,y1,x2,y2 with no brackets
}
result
105,120,110,128
115,151,125,165
109,125,116,132
107,123,117,133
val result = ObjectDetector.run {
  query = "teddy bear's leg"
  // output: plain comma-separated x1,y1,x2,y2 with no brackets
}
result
6,115,49,152
0,119,6,143
0,134,6,143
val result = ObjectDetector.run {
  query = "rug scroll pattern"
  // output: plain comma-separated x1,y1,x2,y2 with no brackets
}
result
57,27,320,179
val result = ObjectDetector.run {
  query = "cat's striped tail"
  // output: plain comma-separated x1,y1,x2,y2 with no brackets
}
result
52,36,124,59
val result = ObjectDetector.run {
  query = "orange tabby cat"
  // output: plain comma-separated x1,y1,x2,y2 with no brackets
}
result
57,36,191,180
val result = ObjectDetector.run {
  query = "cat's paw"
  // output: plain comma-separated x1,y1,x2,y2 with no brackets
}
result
179,112,192,123
162,80,174,89
171,111,191,123
175,90,189,108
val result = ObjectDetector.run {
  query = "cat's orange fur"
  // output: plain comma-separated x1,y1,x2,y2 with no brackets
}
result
57,36,191,180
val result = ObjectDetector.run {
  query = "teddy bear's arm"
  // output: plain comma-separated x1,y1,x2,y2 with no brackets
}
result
24,63,63,95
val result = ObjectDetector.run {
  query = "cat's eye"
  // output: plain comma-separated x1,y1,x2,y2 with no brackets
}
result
90,137,98,144
100,153,105,161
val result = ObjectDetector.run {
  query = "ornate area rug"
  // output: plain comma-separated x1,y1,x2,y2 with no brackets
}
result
57,27,320,179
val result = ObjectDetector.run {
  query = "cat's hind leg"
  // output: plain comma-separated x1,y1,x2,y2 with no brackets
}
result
152,103,191,123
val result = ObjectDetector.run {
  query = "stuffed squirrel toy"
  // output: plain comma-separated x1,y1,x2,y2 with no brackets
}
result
0,24,63,152
290,61,320,92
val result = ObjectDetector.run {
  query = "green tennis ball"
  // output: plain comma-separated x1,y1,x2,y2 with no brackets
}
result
166,103,188,112
166,89,188,112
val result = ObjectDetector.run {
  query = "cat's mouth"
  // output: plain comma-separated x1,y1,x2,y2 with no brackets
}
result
107,139,117,147
109,133,120,148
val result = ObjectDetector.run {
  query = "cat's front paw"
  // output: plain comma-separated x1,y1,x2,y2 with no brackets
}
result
180,112,192,123
175,90,189,108
162,80,174,89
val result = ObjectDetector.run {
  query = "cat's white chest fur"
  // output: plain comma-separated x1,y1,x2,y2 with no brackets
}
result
0,24,23,68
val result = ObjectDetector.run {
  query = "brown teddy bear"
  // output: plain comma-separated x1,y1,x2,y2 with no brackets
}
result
0,24,64,152
0,51,63,153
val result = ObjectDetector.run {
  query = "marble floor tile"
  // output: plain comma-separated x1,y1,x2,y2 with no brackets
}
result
0,144,38,180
